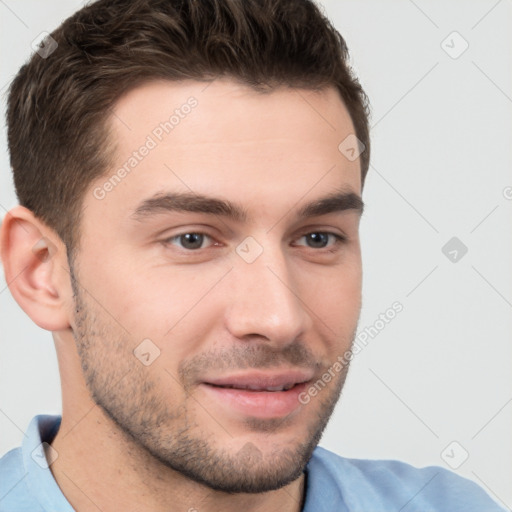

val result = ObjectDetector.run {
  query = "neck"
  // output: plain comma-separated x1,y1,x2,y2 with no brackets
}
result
49,408,306,512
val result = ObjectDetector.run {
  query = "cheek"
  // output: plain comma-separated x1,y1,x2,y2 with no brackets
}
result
298,262,361,357
86,261,226,357
325,282,361,338
299,259,362,317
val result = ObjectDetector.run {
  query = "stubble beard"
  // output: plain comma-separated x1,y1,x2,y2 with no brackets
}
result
68,265,354,493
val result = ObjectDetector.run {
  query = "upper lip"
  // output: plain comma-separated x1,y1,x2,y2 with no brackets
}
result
203,369,314,391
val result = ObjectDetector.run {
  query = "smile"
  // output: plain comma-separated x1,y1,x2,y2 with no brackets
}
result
200,370,314,419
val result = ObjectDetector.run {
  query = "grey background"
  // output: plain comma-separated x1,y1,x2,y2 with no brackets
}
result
1,0,511,508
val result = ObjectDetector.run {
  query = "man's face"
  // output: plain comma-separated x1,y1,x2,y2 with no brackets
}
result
70,79,363,493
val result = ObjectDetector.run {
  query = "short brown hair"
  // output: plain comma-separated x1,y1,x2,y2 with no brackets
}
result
7,0,371,256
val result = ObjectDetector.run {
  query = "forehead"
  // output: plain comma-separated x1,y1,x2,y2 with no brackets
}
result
87,78,361,225
111,79,354,149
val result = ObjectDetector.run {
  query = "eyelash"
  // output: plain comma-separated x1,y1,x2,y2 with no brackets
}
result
161,231,347,253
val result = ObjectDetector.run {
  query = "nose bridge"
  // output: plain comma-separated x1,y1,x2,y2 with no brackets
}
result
225,238,310,344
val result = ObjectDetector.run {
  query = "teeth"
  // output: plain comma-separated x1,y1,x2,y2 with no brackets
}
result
214,382,297,391
220,383,296,392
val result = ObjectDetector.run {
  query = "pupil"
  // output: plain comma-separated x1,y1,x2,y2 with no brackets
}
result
182,233,203,249
308,233,328,248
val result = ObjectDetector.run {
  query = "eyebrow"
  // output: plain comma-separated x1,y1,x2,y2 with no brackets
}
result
131,189,364,223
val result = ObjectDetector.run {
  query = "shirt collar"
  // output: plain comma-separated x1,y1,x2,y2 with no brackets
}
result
22,414,74,512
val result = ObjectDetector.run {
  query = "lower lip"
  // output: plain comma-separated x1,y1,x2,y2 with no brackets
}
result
200,382,308,419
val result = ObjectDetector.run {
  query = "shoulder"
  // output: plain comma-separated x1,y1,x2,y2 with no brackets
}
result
0,415,63,512
304,446,505,512
0,446,24,485
0,447,43,512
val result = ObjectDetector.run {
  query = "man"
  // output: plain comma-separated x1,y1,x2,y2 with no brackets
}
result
0,0,505,511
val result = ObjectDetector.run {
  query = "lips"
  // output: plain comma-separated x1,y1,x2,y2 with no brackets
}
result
203,370,313,392
199,369,314,419
211,382,296,392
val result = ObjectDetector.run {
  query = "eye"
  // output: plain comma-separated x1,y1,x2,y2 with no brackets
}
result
294,232,346,250
164,232,214,250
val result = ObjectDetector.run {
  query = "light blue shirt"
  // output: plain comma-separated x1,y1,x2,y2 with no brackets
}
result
0,415,505,511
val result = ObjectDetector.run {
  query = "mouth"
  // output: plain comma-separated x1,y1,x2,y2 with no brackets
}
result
199,370,313,419
208,382,297,392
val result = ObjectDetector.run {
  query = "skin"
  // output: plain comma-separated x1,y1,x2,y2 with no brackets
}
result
0,79,363,512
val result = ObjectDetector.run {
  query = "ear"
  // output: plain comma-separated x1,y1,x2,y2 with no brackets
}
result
0,206,72,331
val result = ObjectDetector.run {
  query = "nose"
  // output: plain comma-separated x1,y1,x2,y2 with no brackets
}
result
224,242,312,347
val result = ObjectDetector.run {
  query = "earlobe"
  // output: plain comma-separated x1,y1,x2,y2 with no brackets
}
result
0,206,72,331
